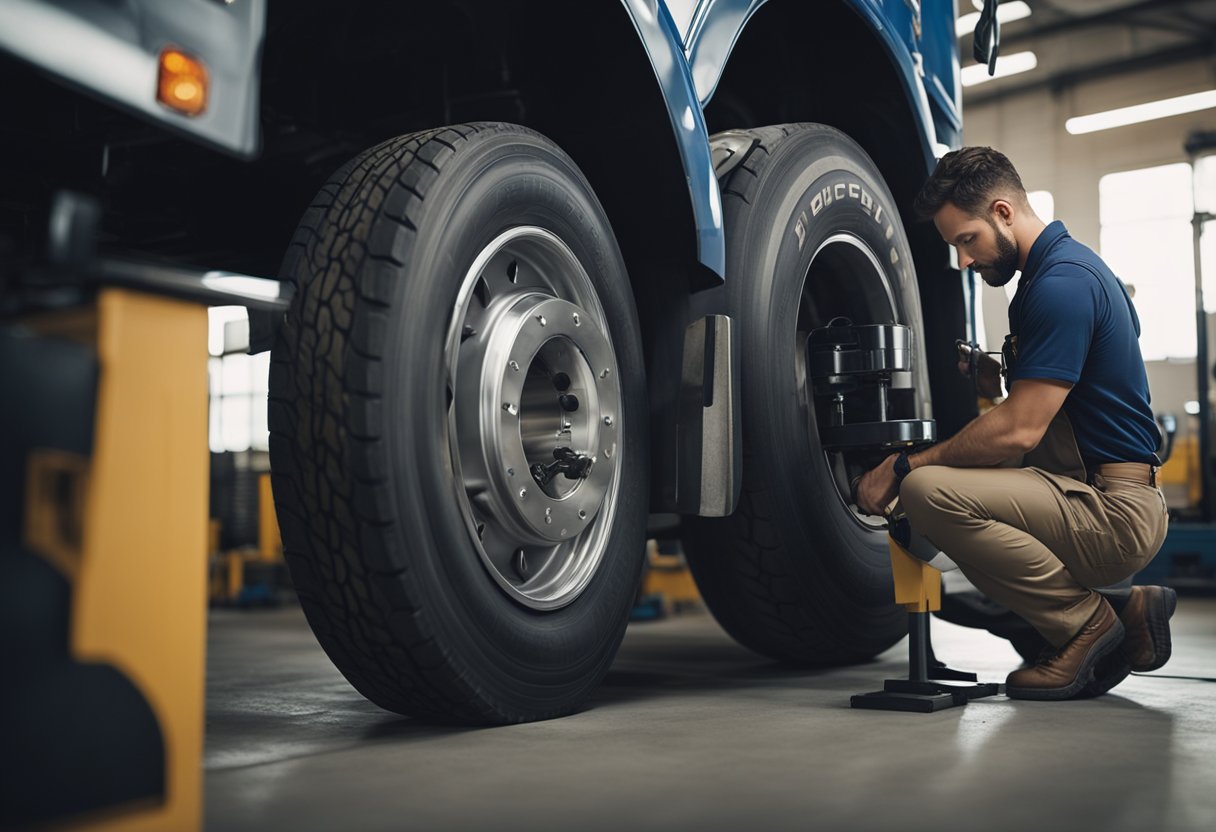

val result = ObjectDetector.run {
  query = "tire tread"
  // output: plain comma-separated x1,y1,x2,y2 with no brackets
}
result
270,124,536,723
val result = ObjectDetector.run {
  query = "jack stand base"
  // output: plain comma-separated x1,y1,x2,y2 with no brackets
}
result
928,662,980,682
851,600,1002,712
851,680,1002,713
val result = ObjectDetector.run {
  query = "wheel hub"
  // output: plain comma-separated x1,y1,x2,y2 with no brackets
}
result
796,232,920,531
459,294,619,543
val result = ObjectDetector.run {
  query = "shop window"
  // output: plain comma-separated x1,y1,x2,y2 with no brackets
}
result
1099,163,1199,361
207,308,269,453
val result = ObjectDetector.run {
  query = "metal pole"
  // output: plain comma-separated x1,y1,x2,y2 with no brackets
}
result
908,612,929,682
1185,134,1216,521
1195,206,1214,522
966,266,978,344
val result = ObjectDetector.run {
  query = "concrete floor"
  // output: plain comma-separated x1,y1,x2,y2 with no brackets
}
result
205,597,1216,832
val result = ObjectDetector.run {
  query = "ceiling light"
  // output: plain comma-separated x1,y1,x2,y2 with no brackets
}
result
957,1,1032,38
1066,90,1216,134
961,51,1037,87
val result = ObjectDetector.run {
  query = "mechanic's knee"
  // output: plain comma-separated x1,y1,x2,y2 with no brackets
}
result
898,466,952,526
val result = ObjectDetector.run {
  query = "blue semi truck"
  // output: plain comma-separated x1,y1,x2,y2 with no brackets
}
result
0,0,995,724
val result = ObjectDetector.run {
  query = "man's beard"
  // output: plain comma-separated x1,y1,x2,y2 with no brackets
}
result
977,226,1019,287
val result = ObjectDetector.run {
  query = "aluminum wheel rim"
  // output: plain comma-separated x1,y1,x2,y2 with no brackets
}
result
444,227,623,610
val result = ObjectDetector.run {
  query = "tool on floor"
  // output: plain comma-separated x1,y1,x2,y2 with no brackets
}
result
850,507,1001,713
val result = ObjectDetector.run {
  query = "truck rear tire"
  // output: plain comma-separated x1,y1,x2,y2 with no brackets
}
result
268,124,648,724
683,124,929,664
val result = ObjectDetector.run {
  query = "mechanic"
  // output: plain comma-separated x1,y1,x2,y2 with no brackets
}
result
855,146,1174,700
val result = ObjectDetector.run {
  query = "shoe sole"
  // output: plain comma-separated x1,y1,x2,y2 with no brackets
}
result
1007,617,1125,701
1132,586,1177,673
1077,651,1131,698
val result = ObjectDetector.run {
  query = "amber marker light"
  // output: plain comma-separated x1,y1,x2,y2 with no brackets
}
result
157,48,208,116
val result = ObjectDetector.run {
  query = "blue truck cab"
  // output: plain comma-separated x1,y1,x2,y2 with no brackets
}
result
1,0,977,726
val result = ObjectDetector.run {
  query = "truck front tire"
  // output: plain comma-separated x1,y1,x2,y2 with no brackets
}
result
269,124,648,724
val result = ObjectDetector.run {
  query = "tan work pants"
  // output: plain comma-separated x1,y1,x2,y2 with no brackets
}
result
899,465,1168,646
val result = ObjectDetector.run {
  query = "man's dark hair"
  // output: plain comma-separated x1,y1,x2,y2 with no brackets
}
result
912,146,1027,221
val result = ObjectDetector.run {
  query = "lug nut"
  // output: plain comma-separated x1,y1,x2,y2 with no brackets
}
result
509,360,520,372
519,488,528,499
536,315,547,327
600,369,610,379
603,415,613,426
503,402,517,415
573,313,581,326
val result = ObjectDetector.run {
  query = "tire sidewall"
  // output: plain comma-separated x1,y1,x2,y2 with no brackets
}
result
728,128,927,605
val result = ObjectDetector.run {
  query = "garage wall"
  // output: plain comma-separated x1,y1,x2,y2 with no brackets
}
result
961,54,1216,443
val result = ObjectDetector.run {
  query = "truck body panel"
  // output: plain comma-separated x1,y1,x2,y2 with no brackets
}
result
686,0,962,167
622,0,726,278
0,0,960,280
0,0,264,158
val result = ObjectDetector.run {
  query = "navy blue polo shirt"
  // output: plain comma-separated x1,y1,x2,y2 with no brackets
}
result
1006,221,1159,466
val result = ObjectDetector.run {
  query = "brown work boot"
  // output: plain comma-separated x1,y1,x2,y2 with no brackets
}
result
1120,585,1177,672
1077,585,1180,698
1006,598,1124,700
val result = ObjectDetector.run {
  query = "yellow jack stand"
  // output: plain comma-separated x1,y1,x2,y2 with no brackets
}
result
3,190,291,828
851,537,1001,712
10,289,208,828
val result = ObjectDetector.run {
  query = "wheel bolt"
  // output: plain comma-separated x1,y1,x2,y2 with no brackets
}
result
509,360,520,372
573,313,581,326
603,415,613,426
537,315,547,327
503,402,517,415
519,488,528,499
600,369,610,379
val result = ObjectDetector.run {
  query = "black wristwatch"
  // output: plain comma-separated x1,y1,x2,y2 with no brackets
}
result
893,450,913,485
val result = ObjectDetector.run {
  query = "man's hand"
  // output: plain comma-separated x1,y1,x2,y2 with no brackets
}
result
855,453,901,516
957,342,1003,399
